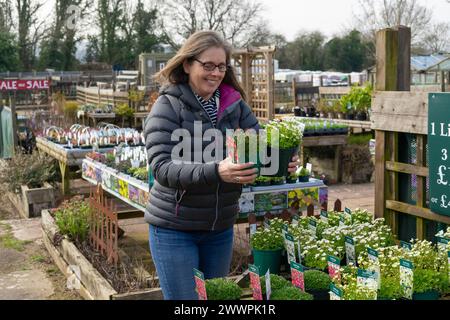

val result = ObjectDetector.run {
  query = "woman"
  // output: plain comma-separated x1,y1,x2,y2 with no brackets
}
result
144,31,299,300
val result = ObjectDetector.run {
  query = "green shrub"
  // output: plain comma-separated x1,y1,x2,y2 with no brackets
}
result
54,197,91,243
0,151,57,193
270,287,313,300
304,270,331,291
260,274,292,294
205,278,242,300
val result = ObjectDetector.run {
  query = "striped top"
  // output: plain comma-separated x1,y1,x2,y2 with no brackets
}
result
193,89,220,127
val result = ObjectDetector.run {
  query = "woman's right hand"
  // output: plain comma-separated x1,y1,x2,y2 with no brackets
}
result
218,157,258,184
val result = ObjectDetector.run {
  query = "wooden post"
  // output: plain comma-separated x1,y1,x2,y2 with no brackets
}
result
415,135,426,240
292,78,298,106
10,94,18,155
267,51,275,120
441,71,446,92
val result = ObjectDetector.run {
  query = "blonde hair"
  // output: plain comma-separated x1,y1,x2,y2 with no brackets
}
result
154,31,246,100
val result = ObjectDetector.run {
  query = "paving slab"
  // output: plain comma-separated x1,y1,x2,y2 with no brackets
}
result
0,270,54,300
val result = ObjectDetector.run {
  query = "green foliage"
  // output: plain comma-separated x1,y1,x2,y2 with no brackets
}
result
297,167,310,177
250,228,284,251
259,274,292,295
205,278,242,300
0,151,57,193
378,276,403,300
133,168,148,181
114,103,135,117
54,197,91,243
255,176,272,184
270,286,314,300
348,133,373,146
265,120,302,149
304,270,331,291
339,83,373,114
0,31,19,71
64,101,79,121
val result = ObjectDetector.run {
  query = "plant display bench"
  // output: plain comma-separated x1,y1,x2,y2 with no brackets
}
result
7,182,56,218
86,112,116,127
302,134,348,183
81,158,328,220
36,137,115,195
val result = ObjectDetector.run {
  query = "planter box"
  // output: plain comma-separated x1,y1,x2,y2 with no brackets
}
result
7,182,55,218
41,210,164,300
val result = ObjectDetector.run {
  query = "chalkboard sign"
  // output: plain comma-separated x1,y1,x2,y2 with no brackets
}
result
428,93,450,217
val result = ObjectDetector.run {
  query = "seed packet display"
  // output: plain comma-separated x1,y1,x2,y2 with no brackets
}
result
357,269,378,300
284,233,296,266
345,236,356,265
400,259,414,300
329,283,343,300
320,210,328,224
248,264,263,301
327,255,341,282
290,261,305,291
367,247,381,289
193,268,207,300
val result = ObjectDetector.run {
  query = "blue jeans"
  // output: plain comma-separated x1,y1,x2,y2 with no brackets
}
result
149,224,234,300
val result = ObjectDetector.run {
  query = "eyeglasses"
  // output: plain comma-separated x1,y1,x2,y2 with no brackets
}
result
193,58,229,72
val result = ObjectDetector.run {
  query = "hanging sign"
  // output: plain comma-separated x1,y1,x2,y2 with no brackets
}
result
0,79,51,91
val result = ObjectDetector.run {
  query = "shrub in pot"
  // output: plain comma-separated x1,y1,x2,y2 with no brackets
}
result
270,287,314,300
255,176,271,187
205,278,242,300
304,270,331,300
271,176,285,185
286,173,298,184
259,274,292,295
297,167,310,183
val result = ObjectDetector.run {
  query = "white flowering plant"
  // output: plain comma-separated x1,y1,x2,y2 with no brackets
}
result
333,265,377,300
250,228,284,251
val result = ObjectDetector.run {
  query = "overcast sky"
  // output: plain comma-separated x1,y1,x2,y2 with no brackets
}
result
258,0,450,40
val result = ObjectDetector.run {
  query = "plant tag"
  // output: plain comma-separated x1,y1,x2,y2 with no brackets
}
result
284,233,296,266
282,223,289,238
263,219,270,230
306,163,312,174
437,236,449,253
327,255,341,282
292,214,299,226
320,210,328,224
400,259,414,300
297,239,302,264
193,268,207,300
290,261,305,291
308,218,317,238
357,269,378,299
249,223,257,236
344,207,352,220
339,214,346,227
448,251,450,284
367,247,381,289
265,269,271,301
248,264,263,301
345,236,356,265
329,283,343,300
400,241,412,251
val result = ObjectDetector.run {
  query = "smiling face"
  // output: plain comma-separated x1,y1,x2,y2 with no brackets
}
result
183,46,227,100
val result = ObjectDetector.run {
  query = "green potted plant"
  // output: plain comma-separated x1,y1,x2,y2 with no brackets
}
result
255,176,272,187
205,278,243,300
304,270,331,300
270,286,314,300
251,227,285,275
297,167,310,183
286,172,298,184
271,176,285,186
259,274,292,296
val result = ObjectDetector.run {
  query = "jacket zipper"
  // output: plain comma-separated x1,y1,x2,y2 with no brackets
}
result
211,183,220,231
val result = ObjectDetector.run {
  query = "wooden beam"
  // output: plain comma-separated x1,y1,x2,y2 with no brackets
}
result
386,200,450,225
375,130,386,219
385,161,428,177
415,135,426,240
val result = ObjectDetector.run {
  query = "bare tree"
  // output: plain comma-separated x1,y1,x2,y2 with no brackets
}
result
353,0,433,43
421,22,450,54
0,0,14,33
158,0,264,47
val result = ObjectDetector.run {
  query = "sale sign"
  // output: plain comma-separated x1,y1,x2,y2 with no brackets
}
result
0,79,51,91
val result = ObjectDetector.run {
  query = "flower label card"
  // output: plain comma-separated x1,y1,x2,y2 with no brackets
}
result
284,233,296,266
345,236,356,265
249,223,257,236
400,259,414,300
329,283,343,300
320,210,328,224
193,268,207,300
367,247,381,289
437,236,449,253
265,269,272,301
327,255,341,282
263,218,270,230
292,214,299,226
297,239,302,264
339,214,346,227
249,264,263,301
400,241,412,251
290,261,305,291
344,207,352,220
308,218,317,238
357,269,378,299
282,223,289,238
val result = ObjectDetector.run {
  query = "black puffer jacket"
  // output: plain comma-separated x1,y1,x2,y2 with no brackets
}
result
144,83,259,231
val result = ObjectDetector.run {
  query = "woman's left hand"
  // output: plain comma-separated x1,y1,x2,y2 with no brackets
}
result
288,155,300,174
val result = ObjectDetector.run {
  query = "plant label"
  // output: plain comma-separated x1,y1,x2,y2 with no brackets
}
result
282,223,289,238
357,269,378,299
327,255,341,282
339,214,346,227
193,268,207,300
248,264,263,301
263,219,270,230
284,233,296,266
320,210,328,224
367,247,381,289
297,239,302,264
329,283,343,300
290,261,305,291
345,236,356,266
306,163,312,174
400,241,412,251
308,218,317,238
265,269,271,301
292,214,299,226
249,223,257,236
437,236,449,253
400,259,414,300
344,207,352,221
448,251,450,284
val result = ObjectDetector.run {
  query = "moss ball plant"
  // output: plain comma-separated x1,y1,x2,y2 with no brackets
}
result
205,278,242,300
304,270,331,291
270,287,314,300
259,274,292,294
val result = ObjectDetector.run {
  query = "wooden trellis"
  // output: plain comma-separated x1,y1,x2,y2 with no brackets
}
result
372,26,450,241
89,185,119,266
232,47,276,121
